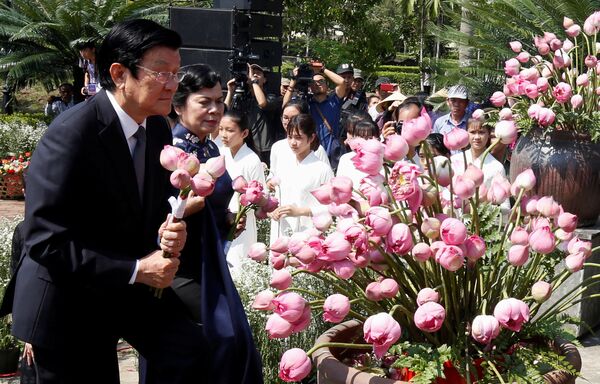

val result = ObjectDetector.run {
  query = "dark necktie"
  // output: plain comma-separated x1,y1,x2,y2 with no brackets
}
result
133,126,146,202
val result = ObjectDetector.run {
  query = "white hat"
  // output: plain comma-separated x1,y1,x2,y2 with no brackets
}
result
376,91,407,113
447,85,469,99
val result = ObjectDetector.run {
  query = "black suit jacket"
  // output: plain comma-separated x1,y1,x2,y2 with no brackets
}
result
4,90,172,348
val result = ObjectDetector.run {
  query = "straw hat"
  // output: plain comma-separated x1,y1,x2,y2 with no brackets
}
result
375,91,407,113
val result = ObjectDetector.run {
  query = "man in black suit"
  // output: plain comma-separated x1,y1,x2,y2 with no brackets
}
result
2,20,207,383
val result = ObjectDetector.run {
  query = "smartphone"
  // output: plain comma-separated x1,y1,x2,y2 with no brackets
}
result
87,83,97,95
310,60,324,70
379,83,395,92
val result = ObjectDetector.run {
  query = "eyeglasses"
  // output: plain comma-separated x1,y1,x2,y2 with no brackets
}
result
136,65,185,84
313,79,326,85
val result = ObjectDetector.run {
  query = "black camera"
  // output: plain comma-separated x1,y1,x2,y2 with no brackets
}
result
395,120,404,134
290,63,314,101
228,45,260,112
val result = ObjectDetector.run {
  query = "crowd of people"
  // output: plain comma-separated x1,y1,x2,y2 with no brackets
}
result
3,18,512,384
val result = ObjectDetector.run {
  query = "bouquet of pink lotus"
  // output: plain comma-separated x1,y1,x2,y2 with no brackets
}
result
489,11,600,141
246,113,599,383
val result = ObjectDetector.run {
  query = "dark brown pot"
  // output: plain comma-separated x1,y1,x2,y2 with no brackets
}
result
509,130,600,227
312,320,582,384
0,347,20,374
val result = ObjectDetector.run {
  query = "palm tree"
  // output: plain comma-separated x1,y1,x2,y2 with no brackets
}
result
0,0,168,95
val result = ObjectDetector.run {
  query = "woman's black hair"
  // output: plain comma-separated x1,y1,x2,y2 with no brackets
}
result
97,19,182,91
352,120,379,139
344,111,372,136
283,99,309,114
287,114,320,150
222,110,257,153
172,64,222,109
424,133,450,157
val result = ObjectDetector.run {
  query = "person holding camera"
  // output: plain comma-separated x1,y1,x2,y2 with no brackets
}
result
225,63,283,166
77,41,100,97
283,61,347,171
44,83,75,119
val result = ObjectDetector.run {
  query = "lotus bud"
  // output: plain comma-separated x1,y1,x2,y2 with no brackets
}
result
160,145,184,171
465,235,486,261
379,278,399,298
365,282,383,301
565,252,586,272
270,269,293,290
204,155,226,179
323,294,351,323
414,302,446,333
417,288,440,306
531,281,552,302
571,94,584,109
330,176,353,204
512,169,536,193
248,242,268,262
585,55,598,68
433,156,451,187
440,218,467,245
510,226,529,245
231,175,248,193
443,127,470,150
509,41,522,52
529,226,556,254
538,43,550,55
272,292,307,323
494,120,518,144
504,58,521,76
169,169,191,190
558,212,578,232
384,134,409,162
421,218,441,239
508,244,529,266
363,313,402,359
516,51,530,63
471,109,484,120
499,108,513,120
435,245,465,271
312,212,333,232
463,165,484,187
190,170,215,197
567,237,592,258
471,315,501,344
493,298,530,332
563,17,574,29
563,38,575,52
252,290,275,310
365,207,393,236
490,91,507,107
279,349,311,382
452,174,476,200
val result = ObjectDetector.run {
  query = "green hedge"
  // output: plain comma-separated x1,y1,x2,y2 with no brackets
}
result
377,65,420,74
372,71,421,95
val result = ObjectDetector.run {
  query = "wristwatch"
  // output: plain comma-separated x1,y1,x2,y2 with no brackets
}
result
251,79,260,85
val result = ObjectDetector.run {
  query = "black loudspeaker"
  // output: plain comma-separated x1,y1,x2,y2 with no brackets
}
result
214,0,283,13
169,7,247,49
180,48,281,95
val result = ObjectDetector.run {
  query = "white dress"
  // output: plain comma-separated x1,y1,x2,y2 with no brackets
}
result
270,151,334,245
336,151,367,188
268,138,331,180
223,143,266,276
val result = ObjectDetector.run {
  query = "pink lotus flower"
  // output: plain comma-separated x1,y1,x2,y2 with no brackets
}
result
471,315,501,344
379,278,400,298
351,138,385,176
384,134,409,161
160,145,185,171
443,127,470,150
248,242,268,262
312,212,333,232
536,107,556,127
563,17,574,29
433,156,452,187
510,227,530,245
512,169,536,192
332,259,356,279
359,175,388,206
279,348,311,382
571,94,583,109
412,242,433,262
508,244,529,266
525,84,539,99
487,175,511,205
330,177,354,204
323,294,351,323
270,269,293,290
584,11,600,35
240,180,266,206
536,196,560,217
490,91,507,107
310,184,333,205
549,38,563,51
440,218,467,245
494,120,518,144
272,292,307,323
365,281,383,301
576,73,589,86
529,226,556,254
177,152,200,176
531,281,553,302
553,82,573,103
499,108,514,120
414,302,446,332
568,237,592,257
435,245,465,271
252,290,275,310
204,155,226,178
190,170,215,197
266,313,294,339
452,174,476,200
465,235,486,261
585,55,598,68
386,223,413,255
509,41,522,53
417,288,440,306
271,236,290,253
537,43,550,55
493,298,530,332
504,58,521,76
558,212,578,232
363,313,402,358
170,169,191,190
565,252,586,272
231,175,248,193
516,51,530,63
365,206,393,236
537,77,549,92
290,305,311,333
314,232,352,262
401,107,432,146
471,109,484,120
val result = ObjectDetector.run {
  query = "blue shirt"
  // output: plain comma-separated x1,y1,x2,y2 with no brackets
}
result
432,112,470,136
309,93,343,149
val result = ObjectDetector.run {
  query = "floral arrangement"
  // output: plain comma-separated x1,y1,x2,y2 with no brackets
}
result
246,110,598,383
488,11,600,141
0,114,47,158
0,152,30,176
